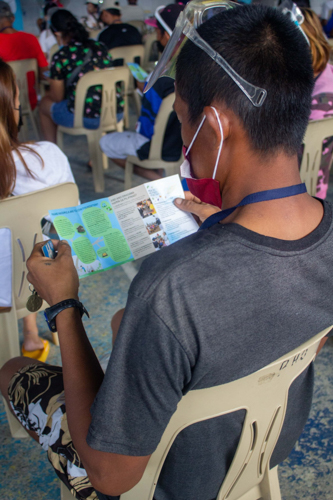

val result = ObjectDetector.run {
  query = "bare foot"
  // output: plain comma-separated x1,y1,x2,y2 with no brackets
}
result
23,332,44,351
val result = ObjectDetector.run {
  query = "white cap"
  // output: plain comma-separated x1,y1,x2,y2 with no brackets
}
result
100,0,121,12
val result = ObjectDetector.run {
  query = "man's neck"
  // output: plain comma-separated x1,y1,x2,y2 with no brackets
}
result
219,150,324,241
0,24,16,33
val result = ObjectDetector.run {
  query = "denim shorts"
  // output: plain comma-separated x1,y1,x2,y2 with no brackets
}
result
51,100,100,130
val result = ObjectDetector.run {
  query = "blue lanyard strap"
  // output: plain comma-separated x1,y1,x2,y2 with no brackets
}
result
199,183,307,231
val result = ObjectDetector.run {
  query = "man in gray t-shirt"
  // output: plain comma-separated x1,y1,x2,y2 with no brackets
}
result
1,4,332,500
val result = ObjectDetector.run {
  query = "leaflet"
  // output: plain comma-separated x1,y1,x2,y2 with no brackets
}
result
49,175,198,278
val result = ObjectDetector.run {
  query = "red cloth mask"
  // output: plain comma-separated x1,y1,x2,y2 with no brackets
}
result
180,107,223,208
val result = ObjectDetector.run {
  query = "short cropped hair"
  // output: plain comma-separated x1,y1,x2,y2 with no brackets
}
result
176,5,314,156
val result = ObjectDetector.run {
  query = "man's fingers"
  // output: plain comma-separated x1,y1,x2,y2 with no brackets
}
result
184,191,202,204
55,240,71,256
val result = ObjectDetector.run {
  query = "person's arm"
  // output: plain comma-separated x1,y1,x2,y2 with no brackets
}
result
48,79,65,102
26,240,150,496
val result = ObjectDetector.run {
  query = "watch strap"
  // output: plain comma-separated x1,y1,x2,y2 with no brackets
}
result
44,299,89,332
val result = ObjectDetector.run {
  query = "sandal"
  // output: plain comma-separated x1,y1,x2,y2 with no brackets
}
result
21,339,50,363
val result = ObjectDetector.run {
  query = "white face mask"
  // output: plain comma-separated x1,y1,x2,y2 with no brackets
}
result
180,106,224,180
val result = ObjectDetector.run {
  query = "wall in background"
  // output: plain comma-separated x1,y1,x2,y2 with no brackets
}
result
20,0,163,35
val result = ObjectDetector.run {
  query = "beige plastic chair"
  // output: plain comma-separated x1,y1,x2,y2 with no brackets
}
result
118,326,332,500
0,182,79,438
124,93,183,189
88,28,102,40
126,20,146,34
300,116,333,195
49,42,60,61
109,44,145,121
57,67,130,193
8,58,40,141
142,32,158,72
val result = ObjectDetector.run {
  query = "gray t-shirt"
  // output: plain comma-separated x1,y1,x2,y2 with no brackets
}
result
88,200,333,500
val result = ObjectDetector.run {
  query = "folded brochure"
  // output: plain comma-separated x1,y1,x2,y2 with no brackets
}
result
49,175,198,278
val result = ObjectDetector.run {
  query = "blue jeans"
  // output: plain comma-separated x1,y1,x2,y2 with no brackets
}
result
51,99,100,129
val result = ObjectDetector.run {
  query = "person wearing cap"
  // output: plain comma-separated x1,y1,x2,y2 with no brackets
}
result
121,0,145,23
80,1,103,30
2,3,333,500
0,0,48,110
99,3,184,180
98,0,142,49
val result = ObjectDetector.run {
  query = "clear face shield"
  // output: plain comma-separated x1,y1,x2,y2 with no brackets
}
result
144,0,308,108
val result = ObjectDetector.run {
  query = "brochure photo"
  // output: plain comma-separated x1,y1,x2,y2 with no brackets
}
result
49,175,198,278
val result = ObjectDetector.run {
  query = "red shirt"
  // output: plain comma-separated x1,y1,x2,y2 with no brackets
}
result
0,32,48,109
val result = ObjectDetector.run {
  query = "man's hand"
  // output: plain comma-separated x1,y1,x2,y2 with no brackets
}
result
27,240,79,307
174,192,221,224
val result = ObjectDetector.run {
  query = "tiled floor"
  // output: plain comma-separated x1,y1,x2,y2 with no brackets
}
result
1,116,333,499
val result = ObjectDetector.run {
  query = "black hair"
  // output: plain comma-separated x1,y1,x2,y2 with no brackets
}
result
50,9,94,47
176,5,314,156
43,2,58,17
106,8,121,16
156,20,165,35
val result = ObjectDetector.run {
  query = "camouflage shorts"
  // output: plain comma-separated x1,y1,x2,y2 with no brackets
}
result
8,363,98,500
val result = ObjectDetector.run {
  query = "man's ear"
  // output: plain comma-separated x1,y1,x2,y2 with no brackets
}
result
203,106,230,148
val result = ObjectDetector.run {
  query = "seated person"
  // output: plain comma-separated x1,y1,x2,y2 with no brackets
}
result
2,4,333,500
100,4,184,181
0,0,48,111
39,9,113,144
301,8,333,199
38,3,58,63
98,0,142,50
0,58,75,362
80,0,103,30
121,0,145,23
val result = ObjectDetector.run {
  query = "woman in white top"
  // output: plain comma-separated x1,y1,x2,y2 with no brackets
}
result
0,58,76,361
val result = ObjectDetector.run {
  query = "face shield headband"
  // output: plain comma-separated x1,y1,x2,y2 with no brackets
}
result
144,0,307,108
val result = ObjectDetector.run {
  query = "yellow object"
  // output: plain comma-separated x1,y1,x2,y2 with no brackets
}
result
119,327,332,500
21,339,50,363
125,93,184,189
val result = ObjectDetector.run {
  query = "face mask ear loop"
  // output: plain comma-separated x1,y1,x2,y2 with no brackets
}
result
186,115,206,154
211,106,223,180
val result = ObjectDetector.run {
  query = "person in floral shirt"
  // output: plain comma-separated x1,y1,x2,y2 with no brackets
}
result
39,9,117,143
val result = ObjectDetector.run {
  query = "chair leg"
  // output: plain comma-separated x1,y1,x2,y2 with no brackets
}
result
52,331,59,346
261,466,282,500
124,159,134,190
3,398,28,438
57,129,64,151
87,133,105,193
61,481,75,499
102,152,109,171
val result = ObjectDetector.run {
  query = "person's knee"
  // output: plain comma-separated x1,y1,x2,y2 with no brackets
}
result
0,357,43,399
39,96,53,116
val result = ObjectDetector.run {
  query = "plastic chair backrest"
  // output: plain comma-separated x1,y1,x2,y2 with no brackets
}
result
0,183,79,320
142,32,158,71
49,43,60,61
72,67,130,130
88,29,102,40
126,20,146,33
109,44,145,66
148,93,178,161
120,326,332,500
7,59,38,115
300,116,333,195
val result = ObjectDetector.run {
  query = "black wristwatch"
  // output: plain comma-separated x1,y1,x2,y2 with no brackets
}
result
44,299,89,332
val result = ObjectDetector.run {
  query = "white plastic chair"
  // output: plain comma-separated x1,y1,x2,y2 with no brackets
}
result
8,58,40,141
118,326,332,500
300,116,333,195
142,32,158,72
126,20,146,34
57,67,130,193
0,182,79,438
124,93,183,189
109,44,145,121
